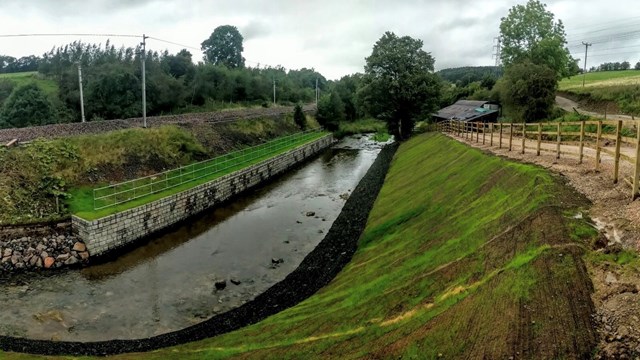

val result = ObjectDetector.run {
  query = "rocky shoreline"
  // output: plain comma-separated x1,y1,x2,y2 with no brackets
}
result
0,142,398,356
0,232,89,274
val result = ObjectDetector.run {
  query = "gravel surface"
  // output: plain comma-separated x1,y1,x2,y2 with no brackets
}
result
0,105,316,144
0,143,398,356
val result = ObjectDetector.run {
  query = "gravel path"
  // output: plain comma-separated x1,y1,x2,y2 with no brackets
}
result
556,95,634,121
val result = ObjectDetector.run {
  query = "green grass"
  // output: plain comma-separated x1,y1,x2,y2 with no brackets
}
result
0,71,58,97
70,132,327,220
560,70,640,90
5,133,598,359
335,118,388,138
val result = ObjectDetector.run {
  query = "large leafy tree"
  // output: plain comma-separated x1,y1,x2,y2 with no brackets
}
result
360,32,440,141
0,83,55,128
499,61,557,122
500,0,576,78
201,25,245,69
317,92,344,131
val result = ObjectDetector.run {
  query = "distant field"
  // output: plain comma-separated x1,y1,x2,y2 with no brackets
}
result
0,71,58,97
560,70,640,91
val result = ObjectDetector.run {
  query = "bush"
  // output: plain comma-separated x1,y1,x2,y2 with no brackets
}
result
293,103,307,130
0,83,56,128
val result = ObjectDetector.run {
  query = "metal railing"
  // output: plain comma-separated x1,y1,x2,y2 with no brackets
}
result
93,128,324,210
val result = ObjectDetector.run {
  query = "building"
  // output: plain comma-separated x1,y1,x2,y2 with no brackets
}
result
432,100,500,123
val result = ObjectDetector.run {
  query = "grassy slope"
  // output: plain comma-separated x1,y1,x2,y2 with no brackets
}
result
0,71,58,97
3,133,598,359
560,70,640,91
70,131,327,220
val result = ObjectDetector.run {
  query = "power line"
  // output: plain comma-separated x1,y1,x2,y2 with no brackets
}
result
146,36,200,52
0,33,139,39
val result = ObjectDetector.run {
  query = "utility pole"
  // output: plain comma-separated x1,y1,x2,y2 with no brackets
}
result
273,78,276,106
582,42,592,88
141,34,148,128
77,63,86,123
315,78,319,108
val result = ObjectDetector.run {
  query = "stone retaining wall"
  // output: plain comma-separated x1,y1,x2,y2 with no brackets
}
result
72,135,334,256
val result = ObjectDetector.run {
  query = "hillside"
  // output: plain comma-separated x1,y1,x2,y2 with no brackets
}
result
559,70,640,115
0,71,58,98
3,132,599,359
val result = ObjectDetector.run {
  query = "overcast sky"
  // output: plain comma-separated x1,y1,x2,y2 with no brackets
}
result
1,0,639,79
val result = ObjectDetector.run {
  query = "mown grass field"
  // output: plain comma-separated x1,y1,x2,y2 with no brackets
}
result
560,70,640,91
2,132,599,359
0,71,58,97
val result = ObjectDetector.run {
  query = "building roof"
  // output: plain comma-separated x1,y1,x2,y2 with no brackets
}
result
433,100,498,122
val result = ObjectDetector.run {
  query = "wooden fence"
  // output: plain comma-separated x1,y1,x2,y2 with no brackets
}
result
435,119,640,199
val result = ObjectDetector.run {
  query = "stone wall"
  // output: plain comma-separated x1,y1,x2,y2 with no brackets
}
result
72,135,334,257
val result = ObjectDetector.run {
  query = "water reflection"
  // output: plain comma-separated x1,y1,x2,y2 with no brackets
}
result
0,136,385,342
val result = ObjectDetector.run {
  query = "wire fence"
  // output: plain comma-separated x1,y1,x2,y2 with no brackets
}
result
93,128,324,210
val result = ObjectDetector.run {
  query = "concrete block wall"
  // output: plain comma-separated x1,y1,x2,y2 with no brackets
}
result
72,135,334,256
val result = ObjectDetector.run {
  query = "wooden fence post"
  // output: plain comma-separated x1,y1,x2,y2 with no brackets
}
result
499,123,503,149
482,123,486,145
614,120,622,184
509,122,513,151
596,120,602,171
633,124,640,199
579,120,585,164
490,123,494,146
537,122,542,156
477,122,480,142
521,122,526,154
556,122,561,159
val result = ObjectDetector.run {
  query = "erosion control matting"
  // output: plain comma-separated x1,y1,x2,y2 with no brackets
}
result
0,143,399,357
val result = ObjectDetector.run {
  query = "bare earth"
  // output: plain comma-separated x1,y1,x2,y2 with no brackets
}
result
446,131,640,358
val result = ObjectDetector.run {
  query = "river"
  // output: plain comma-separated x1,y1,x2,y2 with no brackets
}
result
0,135,388,342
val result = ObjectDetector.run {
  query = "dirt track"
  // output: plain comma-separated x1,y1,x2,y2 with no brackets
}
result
448,131,640,359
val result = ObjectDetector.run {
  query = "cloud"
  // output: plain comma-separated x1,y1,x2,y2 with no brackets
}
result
0,0,639,79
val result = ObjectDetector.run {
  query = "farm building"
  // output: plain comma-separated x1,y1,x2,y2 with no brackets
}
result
432,100,500,123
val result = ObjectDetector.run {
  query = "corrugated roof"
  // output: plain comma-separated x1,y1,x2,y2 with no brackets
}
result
433,100,497,122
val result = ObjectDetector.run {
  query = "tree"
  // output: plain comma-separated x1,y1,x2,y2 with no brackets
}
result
499,61,557,122
0,79,15,106
0,83,55,128
317,92,344,131
360,32,440,140
201,25,245,68
635,62,640,70
85,63,141,120
500,0,575,78
293,103,307,130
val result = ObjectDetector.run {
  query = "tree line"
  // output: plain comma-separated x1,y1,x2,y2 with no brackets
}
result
0,25,327,129
589,61,640,72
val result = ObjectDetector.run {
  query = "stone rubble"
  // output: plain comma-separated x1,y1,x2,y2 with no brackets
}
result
0,234,89,273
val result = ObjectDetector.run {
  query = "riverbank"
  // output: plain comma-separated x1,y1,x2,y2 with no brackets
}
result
0,138,397,356
1,132,599,359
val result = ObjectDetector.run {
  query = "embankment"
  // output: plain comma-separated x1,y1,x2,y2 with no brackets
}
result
0,105,315,144
87,132,599,359
73,135,335,257
0,138,398,357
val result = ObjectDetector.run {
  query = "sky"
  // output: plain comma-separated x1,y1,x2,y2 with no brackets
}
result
0,0,639,79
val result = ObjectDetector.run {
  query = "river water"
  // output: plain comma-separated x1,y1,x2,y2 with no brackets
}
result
0,135,388,342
